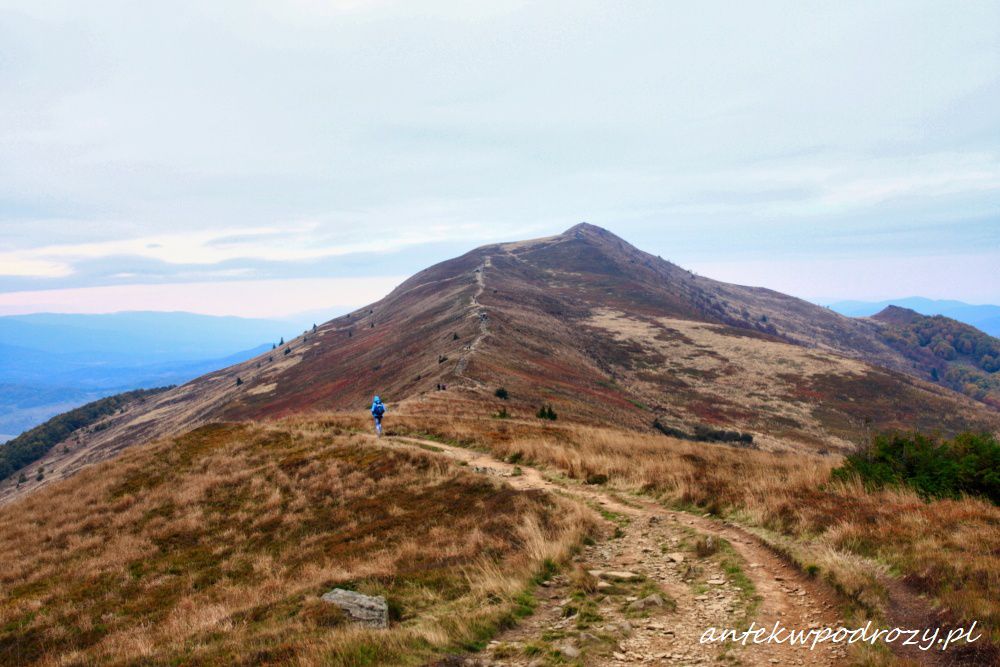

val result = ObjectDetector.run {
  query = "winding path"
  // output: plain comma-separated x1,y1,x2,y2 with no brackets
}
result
379,435,851,666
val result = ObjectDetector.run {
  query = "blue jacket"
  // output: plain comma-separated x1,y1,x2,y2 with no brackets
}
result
371,400,385,417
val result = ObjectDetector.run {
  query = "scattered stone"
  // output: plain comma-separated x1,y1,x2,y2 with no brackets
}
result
707,578,725,585
666,552,685,564
559,643,580,658
320,588,388,628
628,594,666,611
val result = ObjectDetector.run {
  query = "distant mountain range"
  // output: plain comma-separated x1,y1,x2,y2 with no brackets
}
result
828,297,1000,337
0,310,343,441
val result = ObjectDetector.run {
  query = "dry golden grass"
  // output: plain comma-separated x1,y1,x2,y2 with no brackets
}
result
0,420,593,666
329,403,1000,643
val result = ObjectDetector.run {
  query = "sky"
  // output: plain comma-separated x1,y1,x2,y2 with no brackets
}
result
1,0,998,317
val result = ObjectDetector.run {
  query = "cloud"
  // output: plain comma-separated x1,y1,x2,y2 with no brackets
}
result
0,256,73,278
690,251,1000,303
0,276,406,317
0,219,538,281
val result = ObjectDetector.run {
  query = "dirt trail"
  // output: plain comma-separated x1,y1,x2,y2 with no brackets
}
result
382,436,850,666
455,256,491,381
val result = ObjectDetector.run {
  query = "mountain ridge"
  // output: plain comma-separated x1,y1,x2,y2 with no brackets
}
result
2,224,997,502
829,297,1000,337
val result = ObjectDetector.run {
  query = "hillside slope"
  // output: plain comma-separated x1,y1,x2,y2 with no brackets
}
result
872,305,1000,407
3,224,997,501
0,421,587,665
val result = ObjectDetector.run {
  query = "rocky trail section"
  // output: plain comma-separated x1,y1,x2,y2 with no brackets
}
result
381,436,848,666
455,255,492,382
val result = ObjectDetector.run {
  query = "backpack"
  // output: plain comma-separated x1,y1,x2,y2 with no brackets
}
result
373,402,385,417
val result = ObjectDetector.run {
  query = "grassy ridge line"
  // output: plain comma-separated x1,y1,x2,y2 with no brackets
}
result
0,386,173,482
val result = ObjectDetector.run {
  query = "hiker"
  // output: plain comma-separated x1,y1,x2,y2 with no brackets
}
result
370,395,386,436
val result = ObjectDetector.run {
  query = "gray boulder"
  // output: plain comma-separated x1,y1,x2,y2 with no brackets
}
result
321,588,389,628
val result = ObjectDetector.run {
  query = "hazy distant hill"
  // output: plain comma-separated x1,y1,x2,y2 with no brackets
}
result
0,311,340,440
829,297,1000,337
0,311,326,363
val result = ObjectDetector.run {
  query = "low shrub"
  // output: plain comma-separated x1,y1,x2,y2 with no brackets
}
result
832,431,1000,504
536,405,557,421
652,419,754,447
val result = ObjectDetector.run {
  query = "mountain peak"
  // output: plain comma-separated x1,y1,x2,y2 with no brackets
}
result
561,222,618,240
871,305,923,325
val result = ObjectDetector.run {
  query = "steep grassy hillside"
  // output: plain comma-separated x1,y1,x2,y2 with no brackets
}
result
0,421,590,666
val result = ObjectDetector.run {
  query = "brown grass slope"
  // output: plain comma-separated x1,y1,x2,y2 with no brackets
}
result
456,225,997,449
3,224,997,501
0,421,590,666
